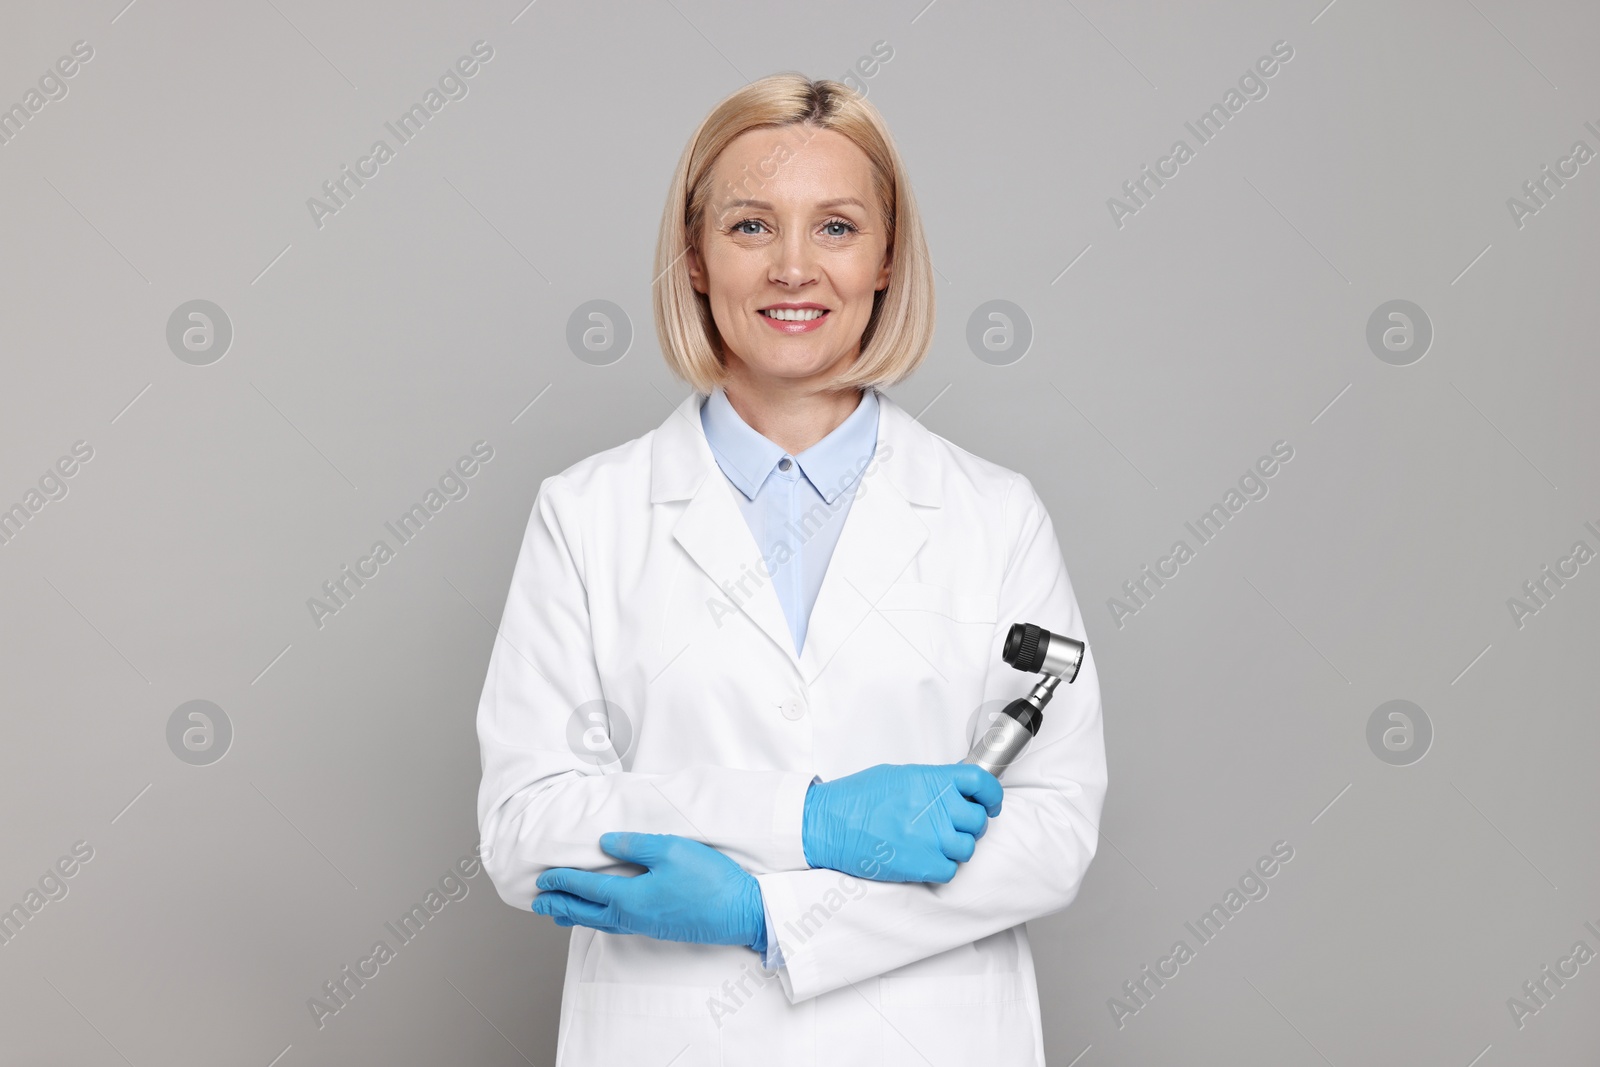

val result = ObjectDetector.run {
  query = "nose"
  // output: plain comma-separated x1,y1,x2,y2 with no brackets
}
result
768,227,818,288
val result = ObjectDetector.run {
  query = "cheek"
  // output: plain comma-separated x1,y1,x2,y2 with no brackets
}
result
841,247,890,298
716,293,756,332
705,255,761,310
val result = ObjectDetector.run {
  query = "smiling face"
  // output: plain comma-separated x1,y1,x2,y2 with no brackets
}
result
686,124,893,395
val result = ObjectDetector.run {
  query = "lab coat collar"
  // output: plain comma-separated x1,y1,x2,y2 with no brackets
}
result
650,385,941,682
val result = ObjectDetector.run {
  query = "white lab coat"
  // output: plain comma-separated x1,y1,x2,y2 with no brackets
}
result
476,387,1107,1066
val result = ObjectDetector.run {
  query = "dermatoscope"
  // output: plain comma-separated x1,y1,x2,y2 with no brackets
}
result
960,622,1086,777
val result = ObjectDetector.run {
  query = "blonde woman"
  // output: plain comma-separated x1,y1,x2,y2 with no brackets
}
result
476,72,1106,1064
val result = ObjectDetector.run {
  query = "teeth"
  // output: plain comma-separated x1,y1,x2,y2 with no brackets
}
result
762,308,827,321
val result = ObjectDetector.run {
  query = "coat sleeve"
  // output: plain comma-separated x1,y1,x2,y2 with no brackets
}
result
751,473,1108,1003
476,473,813,910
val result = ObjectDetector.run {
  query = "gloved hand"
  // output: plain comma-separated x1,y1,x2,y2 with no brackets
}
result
803,763,1003,884
531,832,767,954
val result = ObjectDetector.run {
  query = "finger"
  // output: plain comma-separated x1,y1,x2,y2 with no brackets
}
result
920,853,959,884
907,777,959,830
536,868,624,905
947,796,990,840
534,890,617,929
533,891,630,935
598,831,676,867
935,819,977,864
950,764,1003,817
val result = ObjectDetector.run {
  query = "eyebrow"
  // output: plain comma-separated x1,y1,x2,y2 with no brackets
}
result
722,198,868,211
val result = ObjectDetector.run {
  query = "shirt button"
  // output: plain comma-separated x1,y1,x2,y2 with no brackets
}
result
779,697,807,720
778,457,792,471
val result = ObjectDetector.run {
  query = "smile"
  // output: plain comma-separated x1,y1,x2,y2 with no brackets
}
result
760,307,827,321
758,308,830,333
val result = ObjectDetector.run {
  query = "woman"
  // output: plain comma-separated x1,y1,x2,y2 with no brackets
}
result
476,73,1106,1065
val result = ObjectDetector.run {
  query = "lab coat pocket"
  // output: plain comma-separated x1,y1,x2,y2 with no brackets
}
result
874,581,999,686
874,581,998,624
564,980,716,1066
878,971,1038,1066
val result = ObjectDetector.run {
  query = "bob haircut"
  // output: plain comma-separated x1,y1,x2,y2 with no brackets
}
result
653,72,935,396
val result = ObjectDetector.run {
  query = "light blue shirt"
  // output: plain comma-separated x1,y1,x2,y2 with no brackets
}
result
699,384,880,656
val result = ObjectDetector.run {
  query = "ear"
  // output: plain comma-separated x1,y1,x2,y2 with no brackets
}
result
875,248,893,292
686,245,707,294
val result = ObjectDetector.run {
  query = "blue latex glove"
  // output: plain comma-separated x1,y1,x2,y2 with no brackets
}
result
803,763,1004,884
531,832,767,954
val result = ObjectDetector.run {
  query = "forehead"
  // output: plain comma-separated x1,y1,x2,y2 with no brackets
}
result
709,126,877,212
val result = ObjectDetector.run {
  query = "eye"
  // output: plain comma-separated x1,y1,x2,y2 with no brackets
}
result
725,217,861,238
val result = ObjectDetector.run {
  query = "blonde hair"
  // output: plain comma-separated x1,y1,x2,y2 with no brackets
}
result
653,72,935,395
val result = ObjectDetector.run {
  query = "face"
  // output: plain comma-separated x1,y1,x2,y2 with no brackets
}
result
686,125,893,393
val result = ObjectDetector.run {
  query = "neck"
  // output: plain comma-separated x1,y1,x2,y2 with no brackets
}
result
720,374,865,456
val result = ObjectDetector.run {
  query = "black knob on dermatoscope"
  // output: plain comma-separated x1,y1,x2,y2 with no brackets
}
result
1003,622,1085,683
1003,623,1046,673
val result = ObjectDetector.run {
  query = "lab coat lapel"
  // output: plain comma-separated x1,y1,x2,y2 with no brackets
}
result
797,417,928,687
674,470,801,669
653,391,800,670
650,387,942,683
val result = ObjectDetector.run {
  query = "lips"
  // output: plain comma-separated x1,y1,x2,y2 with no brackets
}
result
757,307,831,333
759,308,829,321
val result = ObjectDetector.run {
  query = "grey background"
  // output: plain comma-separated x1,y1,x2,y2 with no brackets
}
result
1,0,1596,1063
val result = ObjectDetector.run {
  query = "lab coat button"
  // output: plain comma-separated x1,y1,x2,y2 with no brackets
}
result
779,697,807,720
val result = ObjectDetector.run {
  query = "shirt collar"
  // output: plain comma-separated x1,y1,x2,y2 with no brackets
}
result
700,384,880,504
